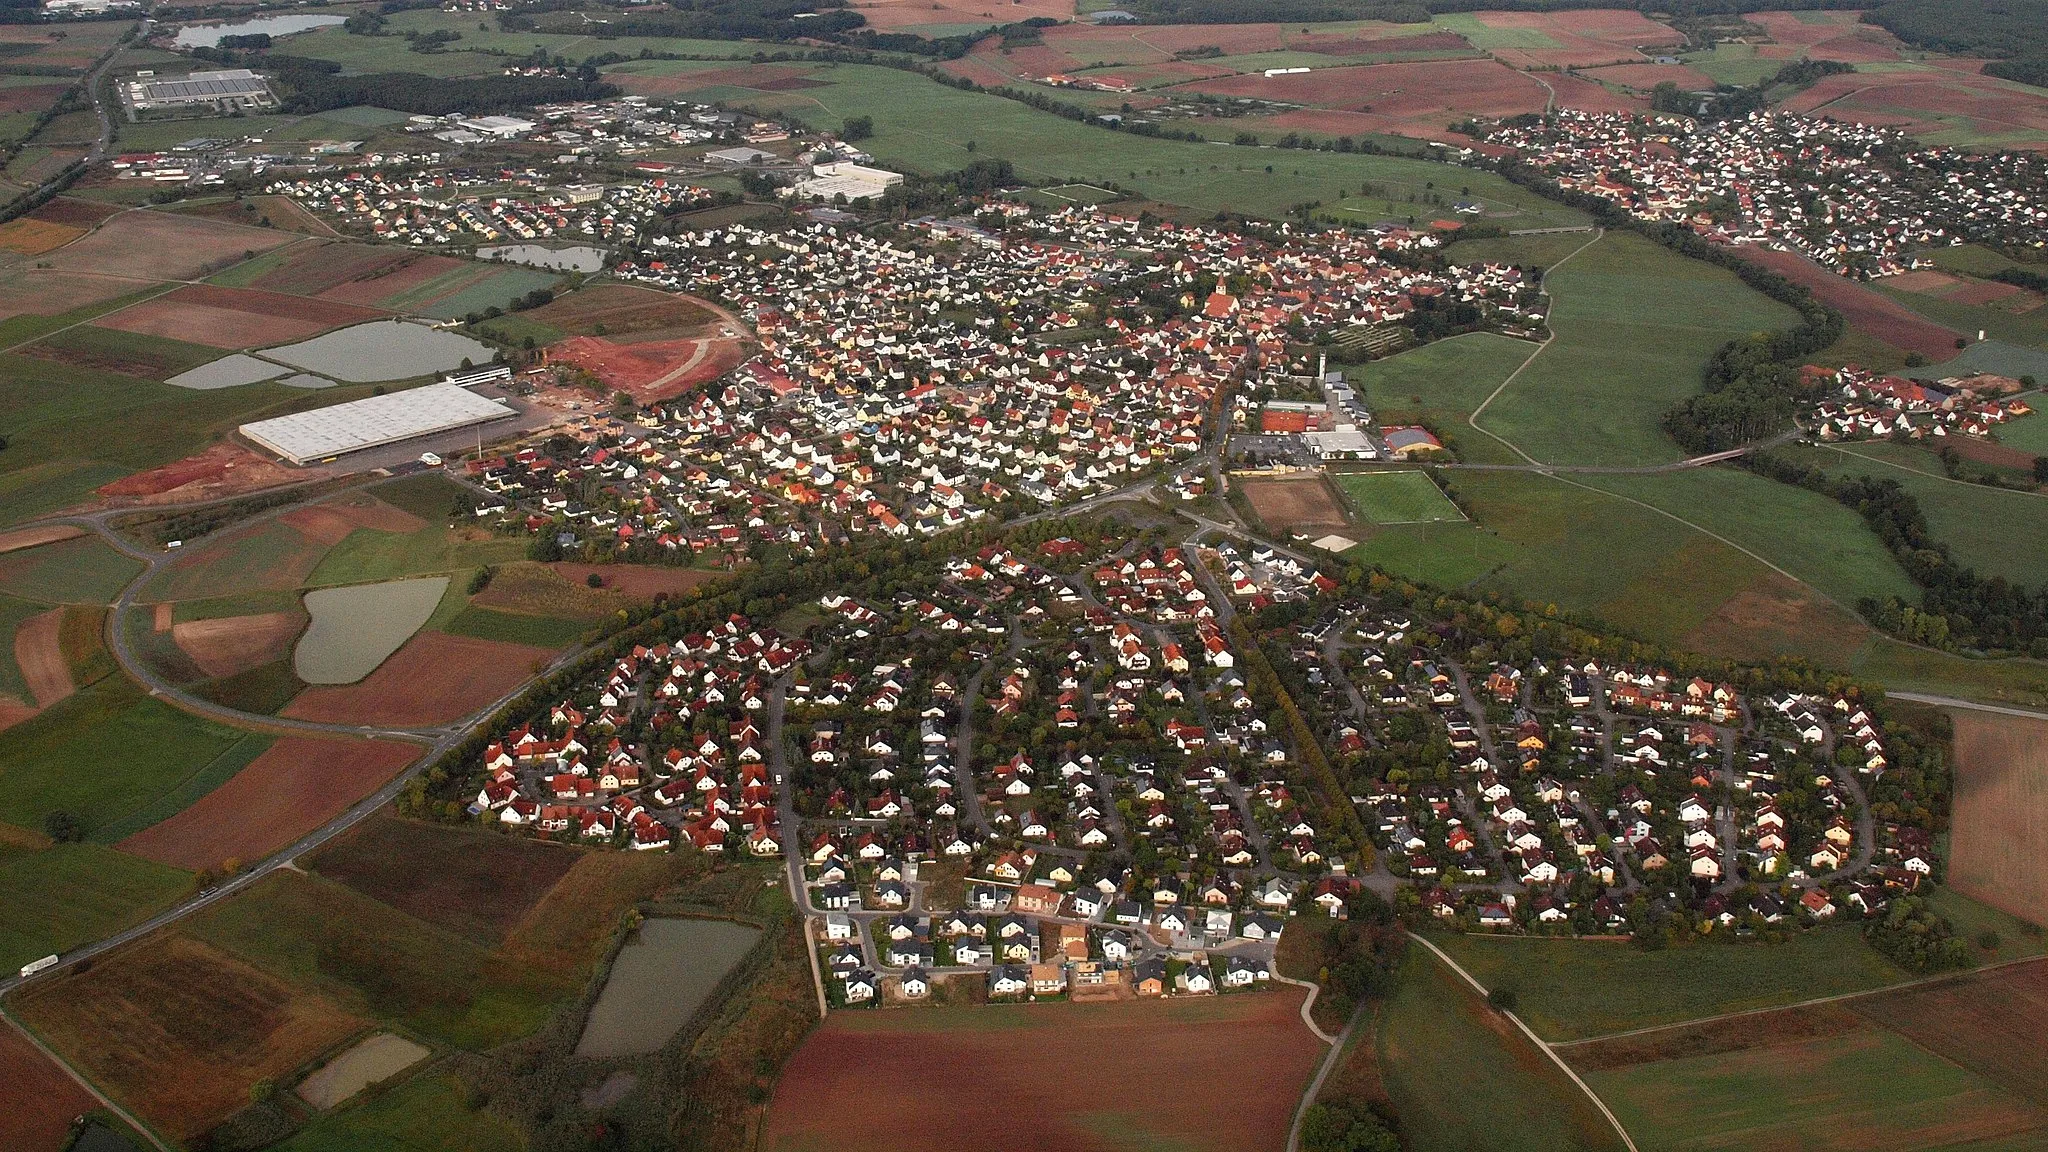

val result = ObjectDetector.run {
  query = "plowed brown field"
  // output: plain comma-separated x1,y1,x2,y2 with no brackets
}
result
281,631,551,726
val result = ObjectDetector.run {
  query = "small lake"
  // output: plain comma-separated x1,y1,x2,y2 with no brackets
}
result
576,918,761,1059
294,576,447,684
263,321,496,384
477,244,607,273
172,13,346,47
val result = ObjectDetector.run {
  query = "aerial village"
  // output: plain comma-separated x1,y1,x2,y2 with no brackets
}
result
1486,109,2048,278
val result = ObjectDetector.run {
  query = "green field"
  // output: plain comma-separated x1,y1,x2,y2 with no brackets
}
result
1476,231,1799,467
308,525,527,588
1876,282,2048,351
1789,443,2048,586
1335,470,1465,524
1680,41,1783,86
1378,953,1625,1152
274,1071,527,1152
599,60,1585,228
1345,332,1534,466
0,535,143,604
1998,413,2048,456
0,842,189,973
443,605,589,650
27,325,225,379
1427,929,1910,1043
87,733,273,845
0,674,258,836
1583,1020,2048,1151
1429,12,1558,48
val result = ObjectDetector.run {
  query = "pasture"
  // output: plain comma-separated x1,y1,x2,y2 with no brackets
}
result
1344,331,1535,466
1335,470,1463,525
1475,230,1797,467
44,211,292,282
20,323,222,381
762,992,1324,1152
1377,954,1624,1152
275,1072,524,1152
1797,443,2048,587
1948,708,2048,927
0,841,188,975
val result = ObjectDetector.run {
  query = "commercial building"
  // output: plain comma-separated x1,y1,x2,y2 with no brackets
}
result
789,161,903,203
122,69,275,113
239,383,516,465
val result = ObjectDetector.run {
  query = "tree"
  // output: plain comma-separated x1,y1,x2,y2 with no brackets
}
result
842,115,874,142
587,572,605,588
42,810,81,843
2033,456,2048,484
1487,986,1518,1012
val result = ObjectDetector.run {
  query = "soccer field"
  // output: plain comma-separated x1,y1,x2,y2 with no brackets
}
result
1335,470,1464,524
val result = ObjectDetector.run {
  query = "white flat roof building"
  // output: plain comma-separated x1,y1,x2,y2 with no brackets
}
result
790,161,903,203
124,69,275,112
240,383,515,466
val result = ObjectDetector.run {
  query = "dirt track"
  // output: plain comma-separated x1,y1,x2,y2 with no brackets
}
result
15,607,73,709
0,524,84,555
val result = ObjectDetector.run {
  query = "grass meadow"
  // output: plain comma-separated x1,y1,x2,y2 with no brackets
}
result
1344,332,1535,465
1334,470,1465,524
1792,443,2048,586
274,1071,525,1152
0,841,189,973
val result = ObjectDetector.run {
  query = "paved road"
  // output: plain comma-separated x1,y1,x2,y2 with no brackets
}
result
1889,692,2048,720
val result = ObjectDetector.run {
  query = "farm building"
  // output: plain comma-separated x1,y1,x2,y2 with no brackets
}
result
239,384,515,465
122,69,275,113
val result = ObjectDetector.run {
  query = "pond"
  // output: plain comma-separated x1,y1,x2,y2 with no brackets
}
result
576,918,761,1059
477,244,608,273
262,320,497,384
294,576,447,684
171,13,346,47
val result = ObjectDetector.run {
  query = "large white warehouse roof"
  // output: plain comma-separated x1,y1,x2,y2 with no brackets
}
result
240,384,514,465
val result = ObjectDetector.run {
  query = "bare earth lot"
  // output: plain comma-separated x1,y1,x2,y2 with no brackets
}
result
44,211,292,282
1240,474,1350,536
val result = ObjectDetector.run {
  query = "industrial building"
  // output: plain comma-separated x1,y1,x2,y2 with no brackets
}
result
239,384,515,466
789,161,903,204
122,69,276,114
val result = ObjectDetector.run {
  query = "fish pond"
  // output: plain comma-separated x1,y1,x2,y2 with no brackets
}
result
476,244,608,273
294,576,447,684
576,918,761,1059
262,321,495,384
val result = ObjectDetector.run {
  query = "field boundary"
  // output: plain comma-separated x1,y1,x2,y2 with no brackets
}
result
1551,952,2048,1049
1408,932,1640,1152
1,1008,171,1152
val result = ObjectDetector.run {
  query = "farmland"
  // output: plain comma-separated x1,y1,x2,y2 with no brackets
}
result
1377,954,1625,1152
308,814,581,945
0,1021,100,1152
1948,708,2048,927
0,841,188,976
281,631,552,726
761,993,1324,1152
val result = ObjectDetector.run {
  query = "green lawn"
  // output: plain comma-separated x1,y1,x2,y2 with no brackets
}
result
1344,332,1535,465
1477,231,1799,467
602,60,1584,228
274,1071,527,1152
1377,953,1625,1152
308,525,527,588
0,842,190,973
186,870,570,1051
1427,928,1909,1043
0,535,143,604
0,674,258,836
1334,470,1465,525
1583,1021,2048,1151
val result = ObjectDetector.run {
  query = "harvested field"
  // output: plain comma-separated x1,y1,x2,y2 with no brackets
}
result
28,197,122,228
549,332,749,404
1579,61,1716,91
850,0,1071,33
282,494,426,546
1853,960,2048,1108
171,611,304,679
1185,58,1544,125
115,736,417,872
1752,11,1906,64
1567,1002,1863,1073
546,562,719,599
1738,246,1960,359
143,517,330,602
1546,73,1647,114
312,813,580,945
14,607,71,708
1298,30,1469,55
18,325,219,380
95,441,301,503
1948,709,2048,927
249,242,414,297
763,992,1322,1152
92,283,385,350
0,217,83,255
0,524,83,555
0,271,155,320
1952,280,2026,306
281,630,551,726
45,211,291,282
1782,69,2048,149
1888,269,1962,295
0,1020,97,1152
1241,474,1350,536
296,1033,429,1110
1680,571,1872,666
1466,8,1678,69
13,934,365,1141
0,81,68,115
525,283,721,341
